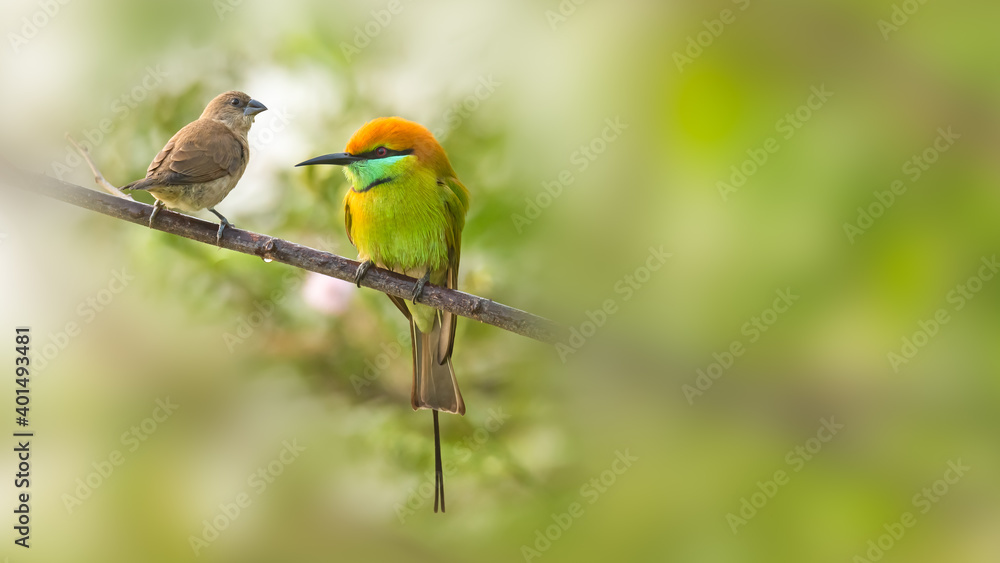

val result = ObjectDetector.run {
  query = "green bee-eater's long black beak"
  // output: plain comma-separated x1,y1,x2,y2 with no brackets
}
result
296,153,362,167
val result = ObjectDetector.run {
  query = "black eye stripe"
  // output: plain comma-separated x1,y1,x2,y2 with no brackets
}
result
356,148,414,160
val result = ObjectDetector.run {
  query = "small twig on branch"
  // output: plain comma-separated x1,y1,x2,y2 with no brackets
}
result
0,160,565,345
64,133,130,199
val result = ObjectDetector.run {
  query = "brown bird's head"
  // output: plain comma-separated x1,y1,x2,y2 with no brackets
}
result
200,90,267,133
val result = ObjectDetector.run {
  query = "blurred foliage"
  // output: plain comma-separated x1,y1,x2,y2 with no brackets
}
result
1,0,1000,562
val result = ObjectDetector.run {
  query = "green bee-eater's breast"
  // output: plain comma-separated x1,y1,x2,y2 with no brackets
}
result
345,170,452,273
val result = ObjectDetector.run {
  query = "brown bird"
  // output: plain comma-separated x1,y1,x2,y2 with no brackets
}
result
121,90,267,243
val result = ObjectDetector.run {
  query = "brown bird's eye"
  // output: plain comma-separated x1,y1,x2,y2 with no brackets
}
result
375,147,388,157
230,98,241,106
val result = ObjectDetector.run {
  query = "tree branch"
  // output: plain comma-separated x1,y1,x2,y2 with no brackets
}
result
64,134,130,199
1,162,564,344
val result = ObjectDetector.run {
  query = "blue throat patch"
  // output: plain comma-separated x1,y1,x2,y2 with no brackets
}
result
349,154,410,193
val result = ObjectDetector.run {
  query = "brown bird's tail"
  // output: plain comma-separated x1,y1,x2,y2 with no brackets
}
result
410,315,464,513
120,178,153,191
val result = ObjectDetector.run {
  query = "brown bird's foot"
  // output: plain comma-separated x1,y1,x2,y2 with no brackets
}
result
149,200,165,229
412,271,431,303
354,260,374,288
208,208,232,246
433,410,446,513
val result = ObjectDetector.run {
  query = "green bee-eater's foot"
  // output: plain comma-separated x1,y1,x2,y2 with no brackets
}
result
354,260,374,287
208,208,232,246
149,199,165,229
412,271,431,302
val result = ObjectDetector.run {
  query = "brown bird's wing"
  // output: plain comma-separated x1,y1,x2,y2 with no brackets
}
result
437,176,468,364
142,120,245,187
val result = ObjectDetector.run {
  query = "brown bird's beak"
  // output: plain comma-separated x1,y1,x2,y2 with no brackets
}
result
244,99,267,117
295,153,363,167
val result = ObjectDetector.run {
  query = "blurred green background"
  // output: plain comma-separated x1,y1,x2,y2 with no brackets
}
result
1,0,999,561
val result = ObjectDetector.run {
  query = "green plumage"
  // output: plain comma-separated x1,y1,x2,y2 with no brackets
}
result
343,156,466,333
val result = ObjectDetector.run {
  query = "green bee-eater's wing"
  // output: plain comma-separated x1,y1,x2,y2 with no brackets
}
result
437,176,469,363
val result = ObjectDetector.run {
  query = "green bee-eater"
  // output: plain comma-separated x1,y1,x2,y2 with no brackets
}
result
298,117,470,512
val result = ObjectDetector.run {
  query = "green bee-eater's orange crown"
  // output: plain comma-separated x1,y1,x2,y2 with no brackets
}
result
345,116,455,176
